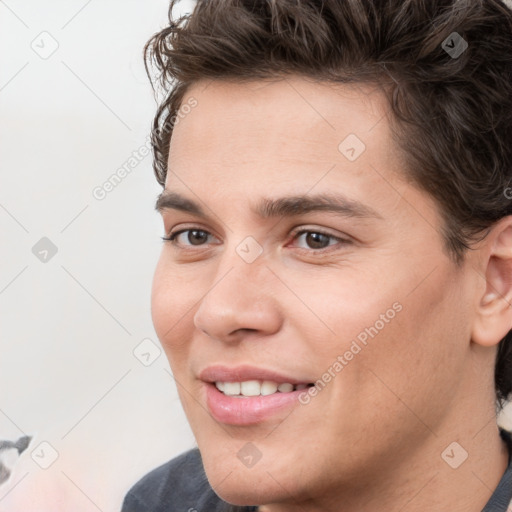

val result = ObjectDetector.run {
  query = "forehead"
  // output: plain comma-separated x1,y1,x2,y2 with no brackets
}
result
163,77,439,230
168,77,401,180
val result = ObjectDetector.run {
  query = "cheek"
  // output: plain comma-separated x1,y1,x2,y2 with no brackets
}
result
280,264,404,360
343,266,471,424
298,259,469,412
150,258,198,354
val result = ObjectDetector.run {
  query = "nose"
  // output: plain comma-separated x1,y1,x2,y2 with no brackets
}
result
193,254,283,344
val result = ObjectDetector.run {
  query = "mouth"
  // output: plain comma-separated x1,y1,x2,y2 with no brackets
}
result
199,365,315,425
214,380,314,397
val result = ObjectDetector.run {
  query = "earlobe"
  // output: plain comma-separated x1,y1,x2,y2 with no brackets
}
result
472,218,512,348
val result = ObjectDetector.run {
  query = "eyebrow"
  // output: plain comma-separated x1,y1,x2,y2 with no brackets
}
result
155,191,205,216
155,191,383,220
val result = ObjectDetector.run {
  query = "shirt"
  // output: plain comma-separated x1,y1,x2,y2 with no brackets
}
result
121,428,512,512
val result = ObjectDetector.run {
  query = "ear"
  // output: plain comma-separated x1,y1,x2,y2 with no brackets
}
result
472,216,512,347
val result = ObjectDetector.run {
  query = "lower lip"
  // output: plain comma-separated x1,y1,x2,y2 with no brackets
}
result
204,383,305,425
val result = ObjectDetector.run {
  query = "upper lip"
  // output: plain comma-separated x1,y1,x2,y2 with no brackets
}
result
198,365,312,385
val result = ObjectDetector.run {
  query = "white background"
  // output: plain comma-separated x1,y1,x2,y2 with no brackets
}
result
0,1,196,510
1,1,511,511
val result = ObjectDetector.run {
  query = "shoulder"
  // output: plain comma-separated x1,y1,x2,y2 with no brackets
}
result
482,428,512,512
121,448,227,512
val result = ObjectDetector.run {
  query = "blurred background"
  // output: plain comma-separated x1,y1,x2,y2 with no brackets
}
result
0,1,197,510
1,1,511,511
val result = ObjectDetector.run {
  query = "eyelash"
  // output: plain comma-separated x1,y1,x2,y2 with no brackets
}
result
161,227,351,253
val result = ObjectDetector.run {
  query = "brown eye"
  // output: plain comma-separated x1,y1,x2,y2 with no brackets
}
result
187,230,209,245
165,228,215,246
304,232,331,249
293,230,342,250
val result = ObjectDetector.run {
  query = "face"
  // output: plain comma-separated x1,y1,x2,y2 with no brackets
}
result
151,77,481,506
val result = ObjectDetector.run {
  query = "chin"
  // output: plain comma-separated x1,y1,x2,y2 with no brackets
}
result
208,479,284,508
201,448,290,506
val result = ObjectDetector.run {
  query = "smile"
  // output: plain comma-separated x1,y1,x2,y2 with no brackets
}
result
198,365,316,425
215,380,312,397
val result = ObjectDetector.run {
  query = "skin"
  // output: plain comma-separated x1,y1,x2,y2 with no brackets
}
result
151,77,512,512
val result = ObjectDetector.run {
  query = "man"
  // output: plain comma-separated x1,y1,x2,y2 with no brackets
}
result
122,1,512,510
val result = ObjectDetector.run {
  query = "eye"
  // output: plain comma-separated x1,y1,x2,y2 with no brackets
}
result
291,230,349,250
163,228,216,247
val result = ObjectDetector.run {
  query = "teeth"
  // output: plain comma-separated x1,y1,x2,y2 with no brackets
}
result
277,383,294,393
260,381,278,396
240,380,261,396
214,380,307,397
223,382,241,396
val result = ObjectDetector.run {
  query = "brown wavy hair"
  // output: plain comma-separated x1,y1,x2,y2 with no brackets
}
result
144,0,512,408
